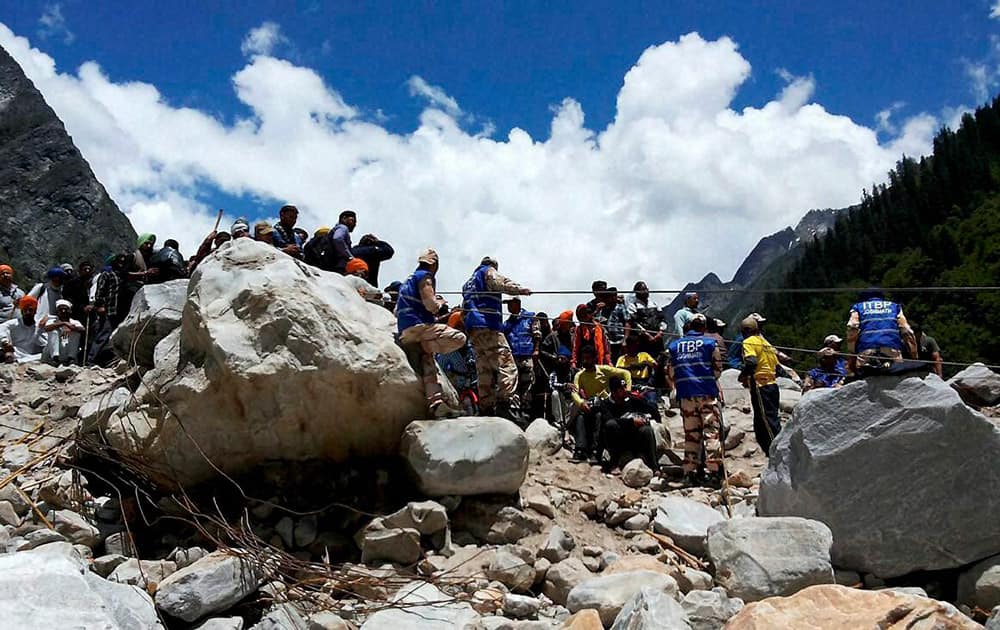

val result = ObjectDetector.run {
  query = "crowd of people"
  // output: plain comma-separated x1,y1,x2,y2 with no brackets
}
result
0,204,946,487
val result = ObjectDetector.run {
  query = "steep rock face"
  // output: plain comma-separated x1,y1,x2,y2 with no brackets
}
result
0,46,135,283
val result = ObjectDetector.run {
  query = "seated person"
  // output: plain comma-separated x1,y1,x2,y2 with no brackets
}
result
569,345,632,463
616,335,658,403
41,299,85,366
803,347,846,391
602,376,661,472
0,296,46,363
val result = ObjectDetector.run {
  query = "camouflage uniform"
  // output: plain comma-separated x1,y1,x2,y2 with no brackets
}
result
400,323,467,404
680,396,723,474
468,267,529,412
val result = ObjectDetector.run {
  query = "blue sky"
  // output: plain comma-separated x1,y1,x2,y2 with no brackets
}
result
1,2,998,301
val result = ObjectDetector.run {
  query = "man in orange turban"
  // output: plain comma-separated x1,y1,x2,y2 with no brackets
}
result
0,264,25,321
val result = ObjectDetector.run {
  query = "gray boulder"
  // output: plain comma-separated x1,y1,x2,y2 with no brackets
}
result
567,571,679,627
988,606,1000,630
77,387,131,433
486,545,536,593
621,459,653,488
401,417,529,496
681,588,744,630
359,527,421,565
612,586,692,629
758,375,1000,577
543,557,591,606
958,554,1000,611
360,581,481,629
108,558,178,588
705,517,834,602
949,363,1000,407
154,550,266,622
524,418,562,461
112,279,187,367
653,496,724,556
537,526,575,563
0,549,163,628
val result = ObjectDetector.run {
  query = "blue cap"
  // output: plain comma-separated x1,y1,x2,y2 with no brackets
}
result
558,346,572,358
46,267,66,279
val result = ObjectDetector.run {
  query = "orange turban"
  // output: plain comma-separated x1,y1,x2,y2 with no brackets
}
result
558,310,574,322
0,265,12,275
18,295,38,310
447,311,465,330
345,258,369,275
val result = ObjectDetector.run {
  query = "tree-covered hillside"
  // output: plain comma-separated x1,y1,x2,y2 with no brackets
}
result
762,98,1000,372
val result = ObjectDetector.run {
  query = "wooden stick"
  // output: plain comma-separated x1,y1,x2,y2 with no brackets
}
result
645,529,706,569
212,208,224,232
0,447,60,491
13,421,45,445
14,484,53,530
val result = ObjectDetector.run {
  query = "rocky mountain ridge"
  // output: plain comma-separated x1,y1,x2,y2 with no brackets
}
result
0,46,135,284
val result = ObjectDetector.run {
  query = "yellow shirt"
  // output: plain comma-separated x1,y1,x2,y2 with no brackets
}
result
742,334,778,385
616,352,656,381
571,365,633,405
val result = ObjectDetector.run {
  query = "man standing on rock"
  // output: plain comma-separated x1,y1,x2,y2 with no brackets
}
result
846,289,917,375
667,314,725,486
328,210,358,273
462,256,532,418
88,254,128,366
739,314,781,455
0,265,24,321
397,249,467,418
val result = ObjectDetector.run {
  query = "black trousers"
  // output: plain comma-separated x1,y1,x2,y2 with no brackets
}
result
750,382,781,455
573,406,602,456
603,416,658,470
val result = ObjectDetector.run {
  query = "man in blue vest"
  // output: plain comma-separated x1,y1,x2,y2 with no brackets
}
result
397,249,467,417
846,289,916,375
463,256,532,417
504,297,541,416
667,313,725,487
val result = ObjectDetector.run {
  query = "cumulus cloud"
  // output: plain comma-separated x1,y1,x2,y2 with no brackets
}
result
0,24,944,312
241,21,285,57
37,4,74,45
991,1,1000,19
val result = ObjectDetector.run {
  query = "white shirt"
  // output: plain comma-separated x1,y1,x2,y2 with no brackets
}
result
0,318,46,362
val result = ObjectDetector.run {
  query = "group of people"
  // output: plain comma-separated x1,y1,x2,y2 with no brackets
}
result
2,205,946,487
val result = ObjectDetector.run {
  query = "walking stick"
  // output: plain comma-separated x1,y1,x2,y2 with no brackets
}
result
716,401,734,518
81,314,90,368
212,208,224,232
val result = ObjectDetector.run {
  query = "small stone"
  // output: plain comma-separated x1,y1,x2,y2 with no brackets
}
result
360,527,421,565
170,547,209,569
582,556,601,572
626,534,661,555
502,593,541,619
92,554,129,578
605,508,639,527
52,510,100,547
522,492,555,519
621,459,654,488
533,557,551,587
275,517,295,548
17,528,67,551
543,557,590,606
622,514,650,531
0,500,21,527
108,558,178,589
294,516,318,548
582,546,603,557
486,546,536,593
681,587,744,629
579,501,598,520
104,531,137,557
1,444,30,468
537,526,575,563
194,618,244,630
669,565,714,593
834,569,862,586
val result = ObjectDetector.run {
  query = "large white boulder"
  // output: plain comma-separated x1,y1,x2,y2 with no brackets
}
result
400,417,529,496
0,547,163,629
758,375,1000,577
705,517,835,602
112,279,188,367
948,363,1000,407
103,239,428,488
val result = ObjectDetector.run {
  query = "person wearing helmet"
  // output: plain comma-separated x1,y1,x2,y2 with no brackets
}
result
462,256,532,418
846,289,916,374
397,249,466,418
739,314,781,455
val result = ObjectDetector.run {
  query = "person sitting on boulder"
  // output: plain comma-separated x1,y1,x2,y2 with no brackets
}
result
397,249,467,418
343,258,385,303
0,296,46,363
569,345,632,463
803,347,846,392
0,264,25,321
739,314,781,455
302,226,330,267
911,322,943,377
601,376,661,473
124,233,159,310
271,205,305,258
846,288,917,375
327,210,357,273
148,239,188,282
821,334,848,376
667,313,725,486
254,221,275,244
41,299,85,366
352,233,395,287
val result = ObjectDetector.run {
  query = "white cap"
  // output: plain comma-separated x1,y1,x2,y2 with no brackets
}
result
824,334,843,344
55,299,72,309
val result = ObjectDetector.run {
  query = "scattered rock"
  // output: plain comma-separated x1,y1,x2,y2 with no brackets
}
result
155,551,266,622
724,584,979,629
0,550,163,629
522,491,556,519
108,558,178,589
957,554,1000,611
52,509,101,547
537,527,575,563
525,418,562,460
169,546,209,569
360,581,481,629
0,500,21,527
621,459,653,488
486,507,545,545
359,527,421,566
401,417,529,496
948,363,1000,407
2,443,30,468
487,546,536,593
567,571,679,627
988,606,1000,630
194,618,245,630
759,375,1000,577
611,586,691,629
582,556,601,572
93,553,129,578
705,517,834,602
681,587,744,630
77,387,131,433
250,603,310,629
560,609,604,629
503,593,542,619
17,528,67,550
621,514,650,531
544,557,592,606
653,496,724,556
669,566,713,593
104,531,137,557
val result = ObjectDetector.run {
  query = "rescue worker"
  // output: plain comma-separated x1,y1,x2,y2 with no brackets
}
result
803,347,846,391
462,256,532,417
396,249,466,417
503,296,541,416
846,289,917,374
667,313,724,486
739,314,781,455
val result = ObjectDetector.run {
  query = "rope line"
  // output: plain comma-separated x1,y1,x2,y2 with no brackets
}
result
437,285,1000,296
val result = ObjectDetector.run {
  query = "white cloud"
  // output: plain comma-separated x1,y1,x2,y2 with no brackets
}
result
0,25,945,313
407,75,462,117
37,4,74,45
241,21,285,57
875,101,906,134
991,1,1000,19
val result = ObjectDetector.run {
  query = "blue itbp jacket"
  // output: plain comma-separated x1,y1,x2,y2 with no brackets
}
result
668,331,719,399
505,311,536,357
396,269,436,334
463,265,502,331
852,299,903,352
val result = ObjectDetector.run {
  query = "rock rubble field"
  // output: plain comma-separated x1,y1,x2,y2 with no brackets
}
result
1,239,999,629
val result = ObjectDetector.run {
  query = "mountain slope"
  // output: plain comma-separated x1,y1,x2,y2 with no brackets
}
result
0,46,135,284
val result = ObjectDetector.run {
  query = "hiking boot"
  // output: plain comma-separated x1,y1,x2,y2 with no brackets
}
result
570,450,587,463
701,470,723,490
